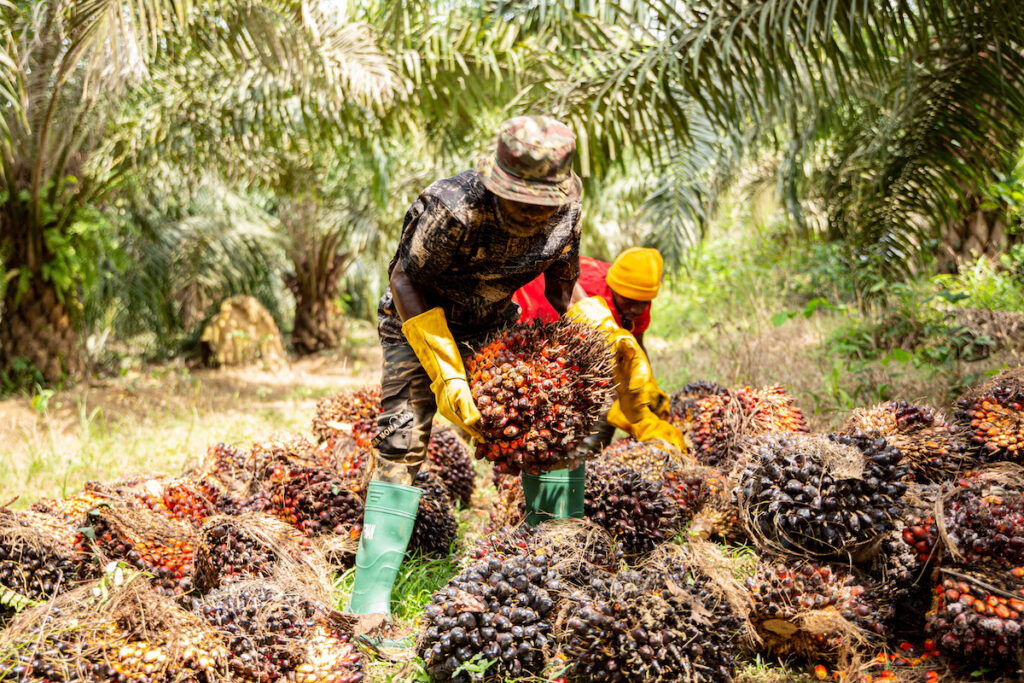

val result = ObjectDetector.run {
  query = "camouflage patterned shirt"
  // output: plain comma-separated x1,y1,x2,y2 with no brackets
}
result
377,170,582,346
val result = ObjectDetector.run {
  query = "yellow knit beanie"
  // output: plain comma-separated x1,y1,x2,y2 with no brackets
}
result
605,247,663,301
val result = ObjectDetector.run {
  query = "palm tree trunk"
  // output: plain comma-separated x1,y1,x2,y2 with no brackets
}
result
291,290,344,355
939,203,1018,272
0,275,83,384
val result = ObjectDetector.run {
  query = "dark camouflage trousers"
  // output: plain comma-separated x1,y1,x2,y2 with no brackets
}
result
372,341,476,485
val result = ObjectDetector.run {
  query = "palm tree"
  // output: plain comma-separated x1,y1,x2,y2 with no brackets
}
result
0,0,398,384
527,0,1024,271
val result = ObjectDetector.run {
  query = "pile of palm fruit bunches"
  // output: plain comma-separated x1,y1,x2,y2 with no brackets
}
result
2,333,1024,683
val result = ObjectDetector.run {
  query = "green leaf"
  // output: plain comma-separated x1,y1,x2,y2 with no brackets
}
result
771,311,795,327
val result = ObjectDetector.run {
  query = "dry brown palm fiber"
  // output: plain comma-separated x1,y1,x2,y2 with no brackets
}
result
192,512,331,599
0,571,230,683
643,541,754,634
73,504,199,597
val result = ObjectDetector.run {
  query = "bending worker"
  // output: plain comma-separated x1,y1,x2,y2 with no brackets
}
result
349,115,585,620
514,248,683,451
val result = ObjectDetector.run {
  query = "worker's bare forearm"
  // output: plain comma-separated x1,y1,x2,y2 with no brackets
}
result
390,261,430,322
545,276,577,316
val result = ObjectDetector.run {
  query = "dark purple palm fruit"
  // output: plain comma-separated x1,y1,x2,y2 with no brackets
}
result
407,470,458,559
584,457,682,557
417,554,560,682
561,565,742,681
424,425,476,508
736,433,908,559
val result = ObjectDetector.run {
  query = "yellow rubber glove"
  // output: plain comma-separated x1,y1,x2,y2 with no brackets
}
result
565,297,653,423
401,307,484,441
650,385,671,420
608,401,687,453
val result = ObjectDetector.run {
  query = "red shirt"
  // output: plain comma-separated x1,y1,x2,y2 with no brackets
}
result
512,256,652,334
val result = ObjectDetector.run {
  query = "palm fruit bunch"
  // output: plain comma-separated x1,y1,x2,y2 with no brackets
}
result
246,434,321,485
417,554,560,682
736,433,909,559
470,519,622,585
466,319,615,475
0,510,86,618
603,438,715,524
73,507,197,597
408,471,458,559
488,473,526,531
954,367,1024,463
190,582,319,681
688,468,746,542
735,384,810,433
676,384,810,468
29,490,107,527
668,380,729,430
745,559,887,658
939,469,1024,569
847,401,972,483
560,563,742,682
251,463,364,537
926,565,1024,666
298,622,364,683
424,424,476,507
182,443,251,508
192,513,312,593
584,457,682,556
311,386,381,447
1,578,230,683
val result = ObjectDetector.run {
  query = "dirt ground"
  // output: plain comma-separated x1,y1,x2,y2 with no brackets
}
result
0,344,381,505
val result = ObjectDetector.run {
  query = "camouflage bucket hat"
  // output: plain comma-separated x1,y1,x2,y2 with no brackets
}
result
477,115,582,207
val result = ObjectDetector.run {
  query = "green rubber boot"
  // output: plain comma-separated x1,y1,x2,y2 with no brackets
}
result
348,481,422,616
521,464,585,526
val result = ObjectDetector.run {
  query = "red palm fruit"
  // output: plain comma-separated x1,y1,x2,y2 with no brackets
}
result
954,367,1024,464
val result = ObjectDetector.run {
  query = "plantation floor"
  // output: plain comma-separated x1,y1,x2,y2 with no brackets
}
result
1,317,1013,681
